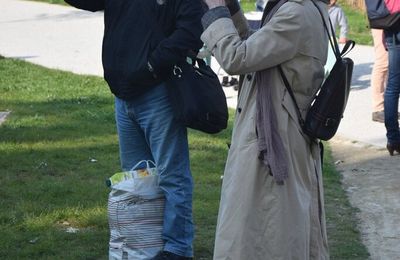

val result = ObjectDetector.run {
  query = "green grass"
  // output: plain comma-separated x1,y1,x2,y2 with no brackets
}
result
0,58,117,259
239,0,257,12
0,58,369,259
338,0,372,45
0,57,227,259
322,146,370,259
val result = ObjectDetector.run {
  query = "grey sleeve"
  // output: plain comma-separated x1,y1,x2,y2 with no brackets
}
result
201,6,231,30
337,8,348,38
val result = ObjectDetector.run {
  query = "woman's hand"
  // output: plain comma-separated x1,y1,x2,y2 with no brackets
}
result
203,0,226,9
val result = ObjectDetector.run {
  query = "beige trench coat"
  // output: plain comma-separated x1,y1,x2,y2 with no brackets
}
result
201,0,330,259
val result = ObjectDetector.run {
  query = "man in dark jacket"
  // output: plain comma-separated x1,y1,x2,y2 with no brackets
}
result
64,0,204,259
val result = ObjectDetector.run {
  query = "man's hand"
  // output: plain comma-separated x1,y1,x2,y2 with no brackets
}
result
338,37,347,44
203,0,226,9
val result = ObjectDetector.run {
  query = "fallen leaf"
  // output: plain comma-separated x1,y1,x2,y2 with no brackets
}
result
29,237,39,244
66,227,79,233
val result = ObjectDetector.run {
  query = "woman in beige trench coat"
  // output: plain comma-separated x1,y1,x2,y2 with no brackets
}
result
201,0,330,259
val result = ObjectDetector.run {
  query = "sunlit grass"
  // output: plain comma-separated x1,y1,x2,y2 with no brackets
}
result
338,0,372,45
0,56,368,259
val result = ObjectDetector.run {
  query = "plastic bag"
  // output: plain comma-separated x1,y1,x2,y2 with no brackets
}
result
107,160,165,260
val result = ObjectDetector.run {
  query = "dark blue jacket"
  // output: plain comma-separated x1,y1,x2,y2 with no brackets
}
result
65,0,204,100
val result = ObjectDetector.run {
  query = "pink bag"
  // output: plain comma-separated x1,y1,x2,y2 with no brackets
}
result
385,0,400,14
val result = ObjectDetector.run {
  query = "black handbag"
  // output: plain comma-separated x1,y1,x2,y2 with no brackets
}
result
279,2,355,141
166,58,228,134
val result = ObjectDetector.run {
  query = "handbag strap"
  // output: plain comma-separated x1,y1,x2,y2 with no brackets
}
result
173,58,207,78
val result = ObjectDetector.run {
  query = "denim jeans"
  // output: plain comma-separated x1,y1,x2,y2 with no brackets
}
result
115,83,194,257
384,31,400,144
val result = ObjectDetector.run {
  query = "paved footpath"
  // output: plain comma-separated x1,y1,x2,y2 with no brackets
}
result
1,0,399,258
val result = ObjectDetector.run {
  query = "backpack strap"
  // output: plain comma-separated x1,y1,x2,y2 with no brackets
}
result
310,1,355,59
261,0,288,26
279,1,355,125
311,0,340,58
340,40,356,57
278,65,305,127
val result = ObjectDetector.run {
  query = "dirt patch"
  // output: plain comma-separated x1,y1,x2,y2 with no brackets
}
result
329,136,400,259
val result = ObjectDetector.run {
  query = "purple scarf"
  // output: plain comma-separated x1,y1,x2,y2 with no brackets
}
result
256,0,289,184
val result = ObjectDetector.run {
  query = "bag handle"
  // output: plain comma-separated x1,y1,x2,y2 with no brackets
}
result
130,160,156,171
311,0,340,58
340,40,356,57
173,57,209,78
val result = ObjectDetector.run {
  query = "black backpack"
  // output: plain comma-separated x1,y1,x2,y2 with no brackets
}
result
365,0,400,31
279,1,355,141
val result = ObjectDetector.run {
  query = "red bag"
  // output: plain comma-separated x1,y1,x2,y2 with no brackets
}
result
366,0,400,31
385,0,400,14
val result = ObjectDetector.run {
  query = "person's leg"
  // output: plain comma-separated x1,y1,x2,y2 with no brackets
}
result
384,31,400,146
127,84,194,257
255,0,265,11
115,97,153,171
371,29,388,117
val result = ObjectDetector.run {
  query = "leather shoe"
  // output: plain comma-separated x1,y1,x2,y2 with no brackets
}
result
372,111,384,123
229,77,238,87
221,76,229,87
387,143,400,156
372,111,400,123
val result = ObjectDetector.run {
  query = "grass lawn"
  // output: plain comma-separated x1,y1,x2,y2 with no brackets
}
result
337,0,372,46
0,56,369,259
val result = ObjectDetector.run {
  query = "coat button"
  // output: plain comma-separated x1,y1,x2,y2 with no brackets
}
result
237,107,242,113
246,74,252,81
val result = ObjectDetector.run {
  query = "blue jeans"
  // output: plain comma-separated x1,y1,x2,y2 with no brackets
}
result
384,31,400,144
255,4,264,12
115,83,194,257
